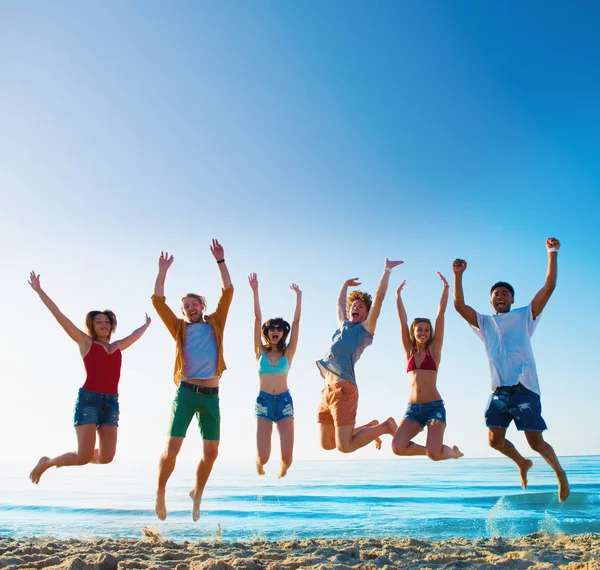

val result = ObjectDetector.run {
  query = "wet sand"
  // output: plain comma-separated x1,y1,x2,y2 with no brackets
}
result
1,531,598,569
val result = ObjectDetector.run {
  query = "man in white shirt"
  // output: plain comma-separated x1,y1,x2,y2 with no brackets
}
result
453,238,569,502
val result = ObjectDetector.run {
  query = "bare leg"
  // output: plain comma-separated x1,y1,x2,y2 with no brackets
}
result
276,417,294,478
189,439,219,521
355,420,382,450
256,418,273,475
320,424,336,450
525,431,570,502
155,436,184,520
489,428,532,488
425,421,463,460
30,425,97,484
336,417,397,453
392,418,426,456
91,425,118,464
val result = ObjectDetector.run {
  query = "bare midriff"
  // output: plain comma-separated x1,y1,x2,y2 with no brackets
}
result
185,376,219,388
323,371,350,387
259,372,289,395
407,370,442,403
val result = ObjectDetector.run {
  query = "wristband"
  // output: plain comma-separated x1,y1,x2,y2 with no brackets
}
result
384,267,392,274
217,259,225,264
547,248,559,254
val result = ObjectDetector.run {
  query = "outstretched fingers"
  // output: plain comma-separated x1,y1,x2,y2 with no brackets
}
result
396,280,407,296
437,272,449,287
28,271,41,291
385,258,404,270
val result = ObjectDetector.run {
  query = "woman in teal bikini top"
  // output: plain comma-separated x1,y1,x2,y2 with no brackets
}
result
248,273,302,478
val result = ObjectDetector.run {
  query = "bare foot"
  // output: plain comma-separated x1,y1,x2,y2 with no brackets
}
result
382,417,398,436
519,459,533,489
452,446,464,459
30,456,51,484
189,488,202,522
155,490,167,520
557,471,570,502
278,461,291,478
256,462,265,475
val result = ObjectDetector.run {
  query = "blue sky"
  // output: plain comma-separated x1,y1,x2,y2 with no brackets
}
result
1,1,599,471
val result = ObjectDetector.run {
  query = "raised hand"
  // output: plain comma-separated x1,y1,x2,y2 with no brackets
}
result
546,237,561,251
452,259,467,274
396,280,407,297
145,313,152,326
28,271,42,293
437,272,449,287
345,278,361,287
248,273,259,291
210,239,225,261
385,258,404,270
290,283,302,296
158,252,174,273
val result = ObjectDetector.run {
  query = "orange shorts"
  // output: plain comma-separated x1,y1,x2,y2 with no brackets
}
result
317,381,358,426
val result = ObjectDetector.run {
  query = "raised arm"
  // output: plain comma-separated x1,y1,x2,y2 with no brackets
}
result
337,278,360,325
430,272,449,353
248,273,263,357
210,239,232,290
286,283,302,363
531,237,560,320
115,313,151,351
396,280,413,360
154,251,174,298
452,259,478,328
363,258,404,334
28,271,90,348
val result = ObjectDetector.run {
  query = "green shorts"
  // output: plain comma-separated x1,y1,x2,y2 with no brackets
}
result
168,384,221,440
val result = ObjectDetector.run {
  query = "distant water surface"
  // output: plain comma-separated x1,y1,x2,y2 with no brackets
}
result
1,456,598,542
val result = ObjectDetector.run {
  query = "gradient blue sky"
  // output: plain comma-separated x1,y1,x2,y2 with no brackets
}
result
2,1,599,470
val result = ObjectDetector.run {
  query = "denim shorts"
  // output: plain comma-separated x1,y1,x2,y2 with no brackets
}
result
404,400,446,427
255,390,294,423
73,388,119,428
485,383,547,432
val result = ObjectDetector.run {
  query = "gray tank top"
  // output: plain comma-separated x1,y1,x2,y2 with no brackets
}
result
316,321,373,385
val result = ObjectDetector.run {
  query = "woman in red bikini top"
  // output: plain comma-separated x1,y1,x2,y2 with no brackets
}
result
27,271,151,484
391,272,463,462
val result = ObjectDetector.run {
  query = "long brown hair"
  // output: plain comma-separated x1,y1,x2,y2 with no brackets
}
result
409,318,434,348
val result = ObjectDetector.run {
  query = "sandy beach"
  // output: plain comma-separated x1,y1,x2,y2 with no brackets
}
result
1,532,598,569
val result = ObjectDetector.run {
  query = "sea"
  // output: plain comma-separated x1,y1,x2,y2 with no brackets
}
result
1,456,598,543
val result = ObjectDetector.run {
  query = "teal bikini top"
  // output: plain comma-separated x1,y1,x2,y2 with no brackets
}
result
258,350,290,375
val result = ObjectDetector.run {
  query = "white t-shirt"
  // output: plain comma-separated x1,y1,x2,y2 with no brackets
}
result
471,304,541,395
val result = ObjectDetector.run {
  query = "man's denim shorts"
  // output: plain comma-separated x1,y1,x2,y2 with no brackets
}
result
404,400,447,427
255,390,294,423
73,388,119,428
485,383,547,432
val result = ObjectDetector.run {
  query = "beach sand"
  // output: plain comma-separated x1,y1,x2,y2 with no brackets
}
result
1,531,598,569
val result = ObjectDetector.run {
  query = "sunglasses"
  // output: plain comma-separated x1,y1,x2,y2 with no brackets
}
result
267,325,284,332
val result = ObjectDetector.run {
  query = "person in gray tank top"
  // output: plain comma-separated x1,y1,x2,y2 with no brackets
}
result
317,257,402,454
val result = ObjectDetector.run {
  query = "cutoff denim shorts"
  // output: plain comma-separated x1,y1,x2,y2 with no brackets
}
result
404,400,447,427
255,390,294,423
73,388,120,428
485,383,547,432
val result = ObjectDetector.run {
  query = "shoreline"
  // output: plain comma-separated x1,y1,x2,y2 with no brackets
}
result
1,532,599,569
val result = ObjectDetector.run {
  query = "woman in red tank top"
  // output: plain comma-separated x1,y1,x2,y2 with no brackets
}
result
391,272,463,461
27,271,151,484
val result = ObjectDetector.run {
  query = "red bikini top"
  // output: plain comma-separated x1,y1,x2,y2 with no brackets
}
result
406,347,437,373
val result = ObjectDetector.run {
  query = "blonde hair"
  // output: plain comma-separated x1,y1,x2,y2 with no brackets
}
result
346,290,372,314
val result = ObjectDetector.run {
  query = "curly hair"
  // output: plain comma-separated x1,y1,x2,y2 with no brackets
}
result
85,310,117,341
346,290,373,315
261,317,291,353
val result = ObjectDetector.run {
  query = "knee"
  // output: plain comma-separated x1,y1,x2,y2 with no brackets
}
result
528,438,545,453
488,433,504,450
426,450,443,461
203,447,219,464
77,452,94,465
336,441,353,454
392,442,406,456
321,441,336,451
97,453,115,465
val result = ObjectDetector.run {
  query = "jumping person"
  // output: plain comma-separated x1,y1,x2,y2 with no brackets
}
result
317,258,402,453
392,272,463,460
248,273,301,477
28,271,151,484
152,240,234,521
453,237,569,502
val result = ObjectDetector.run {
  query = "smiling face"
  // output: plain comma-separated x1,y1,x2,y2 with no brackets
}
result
85,310,117,341
411,320,433,347
181,296,205,323
490,286,514,314
348,299,369,324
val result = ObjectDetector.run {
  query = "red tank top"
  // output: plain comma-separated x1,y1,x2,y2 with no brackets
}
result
406,347,437,373
82,342,122,395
